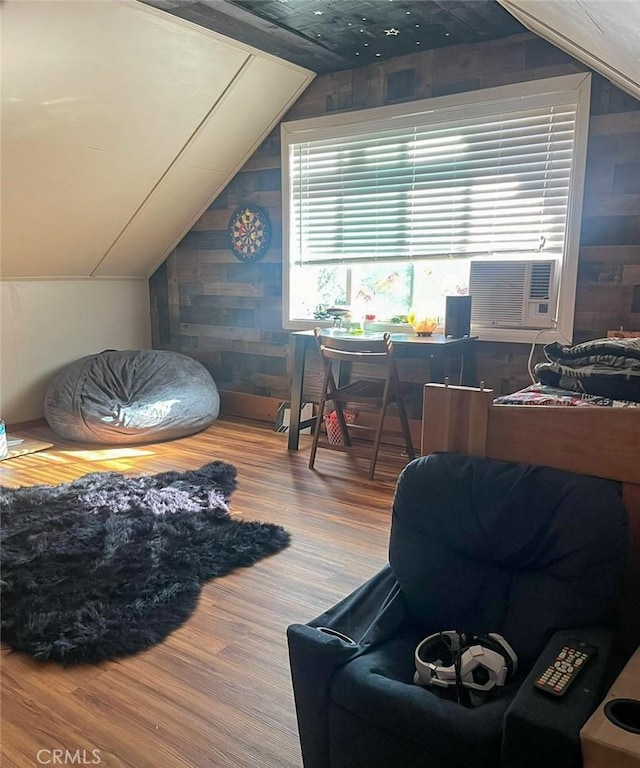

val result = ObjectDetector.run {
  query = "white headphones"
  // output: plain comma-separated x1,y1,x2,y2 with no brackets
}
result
414,630,518,702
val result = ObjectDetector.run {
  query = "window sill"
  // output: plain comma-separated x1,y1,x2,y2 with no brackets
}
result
473,327,569,345
285,318,569,345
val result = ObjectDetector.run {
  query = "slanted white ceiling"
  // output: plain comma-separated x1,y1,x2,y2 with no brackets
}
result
0,0,313,279
500,0,640,100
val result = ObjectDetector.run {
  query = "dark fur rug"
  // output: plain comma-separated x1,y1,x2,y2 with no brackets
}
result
0,461,290,665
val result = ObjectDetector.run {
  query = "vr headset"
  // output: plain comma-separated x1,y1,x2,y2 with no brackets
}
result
414,630,518,706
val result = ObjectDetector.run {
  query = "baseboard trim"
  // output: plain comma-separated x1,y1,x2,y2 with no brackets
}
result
5,418,47,431
219,391,284,424
218,391,422,447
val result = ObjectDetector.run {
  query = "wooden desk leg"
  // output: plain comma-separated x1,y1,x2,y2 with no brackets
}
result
429,354,446,383
461,343,478,387
288,334,306,451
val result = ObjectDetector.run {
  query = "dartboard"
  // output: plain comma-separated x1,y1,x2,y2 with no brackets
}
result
228,205,271,262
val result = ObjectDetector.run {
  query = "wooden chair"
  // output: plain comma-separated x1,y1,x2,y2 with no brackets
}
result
308,328,416,479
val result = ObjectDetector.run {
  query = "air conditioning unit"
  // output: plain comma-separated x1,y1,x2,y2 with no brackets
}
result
469,259,557,329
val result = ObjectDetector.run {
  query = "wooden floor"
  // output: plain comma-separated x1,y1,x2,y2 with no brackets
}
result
0,419,412,768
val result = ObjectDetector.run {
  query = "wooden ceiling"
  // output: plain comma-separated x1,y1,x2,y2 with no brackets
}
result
140,0,526,73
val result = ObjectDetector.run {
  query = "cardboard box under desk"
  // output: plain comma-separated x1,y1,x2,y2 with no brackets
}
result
581,647,640,768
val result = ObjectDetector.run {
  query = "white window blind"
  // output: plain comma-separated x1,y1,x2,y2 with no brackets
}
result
289,104,578,266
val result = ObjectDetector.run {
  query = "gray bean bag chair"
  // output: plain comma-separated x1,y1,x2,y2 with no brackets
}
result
44,349,220,444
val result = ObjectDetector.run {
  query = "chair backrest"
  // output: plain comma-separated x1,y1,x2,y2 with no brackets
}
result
314,330,403,391
314,329,395,365
314,328,400,398
389,453,629,668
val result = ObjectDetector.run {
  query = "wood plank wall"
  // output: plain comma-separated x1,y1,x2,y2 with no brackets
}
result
149,32,640,415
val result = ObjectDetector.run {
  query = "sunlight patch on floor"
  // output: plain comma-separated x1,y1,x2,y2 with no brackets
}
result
58,447,155,461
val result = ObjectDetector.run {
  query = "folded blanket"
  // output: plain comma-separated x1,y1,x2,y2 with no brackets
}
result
543,337,640,370
533,337,640,402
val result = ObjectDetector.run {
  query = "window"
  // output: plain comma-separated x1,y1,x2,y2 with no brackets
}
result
281,74,591,342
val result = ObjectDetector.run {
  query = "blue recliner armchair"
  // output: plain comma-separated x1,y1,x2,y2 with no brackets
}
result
287,453,629,768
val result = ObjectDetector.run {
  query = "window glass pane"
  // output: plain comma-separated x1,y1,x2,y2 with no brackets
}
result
412,259,470,321
289,264,347,320
351,263,412,320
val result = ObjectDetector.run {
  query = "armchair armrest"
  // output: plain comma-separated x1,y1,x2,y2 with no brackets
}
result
501,625,615,768
287,622,359,768
287,565,407,768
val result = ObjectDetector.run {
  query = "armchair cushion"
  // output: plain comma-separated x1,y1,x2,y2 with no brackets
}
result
390,454,628,667
330,629,520,767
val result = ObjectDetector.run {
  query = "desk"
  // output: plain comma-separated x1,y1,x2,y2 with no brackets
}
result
288,329,477,450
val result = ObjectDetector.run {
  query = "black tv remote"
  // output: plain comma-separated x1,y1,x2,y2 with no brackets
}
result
534,640,597,696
